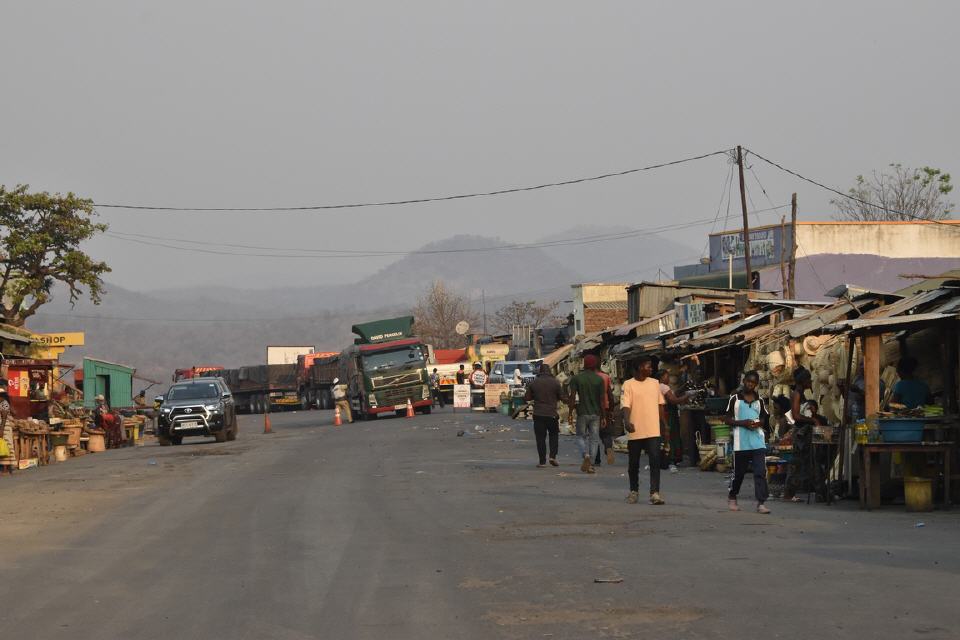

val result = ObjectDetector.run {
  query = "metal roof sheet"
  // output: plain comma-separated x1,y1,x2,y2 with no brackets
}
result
583,300,628,310
822,312,958,334
0,328,36,344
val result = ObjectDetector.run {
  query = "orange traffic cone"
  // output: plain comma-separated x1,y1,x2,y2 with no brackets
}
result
263,413,273,434
334,405,342,427
406,398,414,418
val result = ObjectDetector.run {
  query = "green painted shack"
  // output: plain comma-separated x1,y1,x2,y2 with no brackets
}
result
82,357,135,409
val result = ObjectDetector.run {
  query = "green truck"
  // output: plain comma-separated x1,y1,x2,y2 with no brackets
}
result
338,316,432,419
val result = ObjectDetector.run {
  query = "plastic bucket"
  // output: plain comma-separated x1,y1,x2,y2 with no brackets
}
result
710,424,731,441
904,476,933,512
879,419,924,443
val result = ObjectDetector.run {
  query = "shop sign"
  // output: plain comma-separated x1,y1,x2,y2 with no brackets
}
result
675,303,706,329
485,383,509,408
453,384,471,409
719,229,776,260
36,332,85,347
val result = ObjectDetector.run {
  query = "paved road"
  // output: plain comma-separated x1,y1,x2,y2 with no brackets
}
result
1,408,958,639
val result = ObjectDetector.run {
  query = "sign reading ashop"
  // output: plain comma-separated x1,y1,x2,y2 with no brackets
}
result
37,332,85,347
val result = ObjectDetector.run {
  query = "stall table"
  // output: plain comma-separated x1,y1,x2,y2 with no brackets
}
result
859,442,953,510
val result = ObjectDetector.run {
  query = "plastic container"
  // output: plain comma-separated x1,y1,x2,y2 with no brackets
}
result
904,476,933,512
878,419,924,443
710,424,731,441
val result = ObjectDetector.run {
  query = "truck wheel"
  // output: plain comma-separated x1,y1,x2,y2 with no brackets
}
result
421,406,432,415
158,434,172,446
226,424,238,441
214,430,227,443
170,436,183,445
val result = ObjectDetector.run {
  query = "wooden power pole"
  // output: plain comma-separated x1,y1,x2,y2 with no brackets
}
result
788,192,798,299
736,145,752,289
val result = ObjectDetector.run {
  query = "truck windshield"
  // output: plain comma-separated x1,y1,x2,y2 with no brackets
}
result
362,345,426,373
167,383,221,401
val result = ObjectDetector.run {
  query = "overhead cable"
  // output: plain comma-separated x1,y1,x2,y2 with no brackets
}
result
743,148,959,229
92,149,733,212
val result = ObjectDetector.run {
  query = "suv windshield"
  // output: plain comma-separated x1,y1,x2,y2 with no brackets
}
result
166,382,221,401
502,363,533,376
362,345,426,373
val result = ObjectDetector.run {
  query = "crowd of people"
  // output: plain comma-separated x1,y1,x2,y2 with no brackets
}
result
523,356,786,513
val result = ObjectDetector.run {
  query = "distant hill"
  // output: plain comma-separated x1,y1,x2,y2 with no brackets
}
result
536,225,697,283
24,229,693,384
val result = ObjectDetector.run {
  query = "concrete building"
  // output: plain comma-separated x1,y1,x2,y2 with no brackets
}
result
570,283,629,334
674,220,960,299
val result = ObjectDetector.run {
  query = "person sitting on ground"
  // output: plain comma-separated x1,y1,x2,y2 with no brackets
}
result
724,370,771,514
525,363,565,468
890,356,931,409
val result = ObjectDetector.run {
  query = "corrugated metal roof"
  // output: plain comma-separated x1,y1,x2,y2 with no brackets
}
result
583,301,628,310
823,312,958,334
856,288,953,319
778,298,876,338
0,328,36,344
542,344,574,367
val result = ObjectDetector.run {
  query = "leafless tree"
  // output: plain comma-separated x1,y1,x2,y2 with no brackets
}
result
831,164,953,221
491,300,563,334
411,280,478,348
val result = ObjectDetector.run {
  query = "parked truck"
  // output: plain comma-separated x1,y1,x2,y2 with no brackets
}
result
200,363,299,413
337,316,432,419
297,351,339,409
173,365,224,382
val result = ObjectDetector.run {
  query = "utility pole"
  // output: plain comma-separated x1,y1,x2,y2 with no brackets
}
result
736,145,753,289
788,192,798,299
481,289,487,335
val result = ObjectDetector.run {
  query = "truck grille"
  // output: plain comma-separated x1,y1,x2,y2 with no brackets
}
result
371,372,422,389
377,386,419,406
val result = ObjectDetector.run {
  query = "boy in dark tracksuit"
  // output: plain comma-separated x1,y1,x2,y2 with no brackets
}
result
724,370,771,514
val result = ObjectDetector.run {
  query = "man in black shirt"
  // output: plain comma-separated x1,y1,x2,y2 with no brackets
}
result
526,363,566,467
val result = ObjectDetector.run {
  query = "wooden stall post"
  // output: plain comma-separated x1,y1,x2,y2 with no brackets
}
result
863,333,881,418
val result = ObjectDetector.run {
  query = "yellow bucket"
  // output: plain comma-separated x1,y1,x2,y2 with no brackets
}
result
904,477,933,512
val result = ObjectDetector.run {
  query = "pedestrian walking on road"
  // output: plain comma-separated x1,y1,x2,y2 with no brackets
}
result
429,368,445,408
658,369,690,467
594,365,616,467
525,363,565,468
621,356,668,504
332,378,353,424
725,370,771,514
567,354,605,474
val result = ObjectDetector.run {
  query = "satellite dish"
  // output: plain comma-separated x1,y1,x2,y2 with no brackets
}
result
455,321,470,335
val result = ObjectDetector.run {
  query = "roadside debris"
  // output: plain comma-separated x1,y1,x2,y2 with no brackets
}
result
593,577,624,584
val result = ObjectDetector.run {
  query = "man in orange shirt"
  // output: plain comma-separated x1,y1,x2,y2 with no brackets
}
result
620,355,668,505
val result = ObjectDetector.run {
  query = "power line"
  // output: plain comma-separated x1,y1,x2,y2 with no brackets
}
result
103,205,790,259
30,252,709,324
743,148,959,230
91,149,733,212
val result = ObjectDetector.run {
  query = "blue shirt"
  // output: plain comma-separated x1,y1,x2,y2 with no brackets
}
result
726,393,768,452
892,379,929,409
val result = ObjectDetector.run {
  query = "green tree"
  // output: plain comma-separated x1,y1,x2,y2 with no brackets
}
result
831,164,953,221
0,185,110,327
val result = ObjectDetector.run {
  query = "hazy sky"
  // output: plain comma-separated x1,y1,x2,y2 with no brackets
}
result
3,1,957,290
